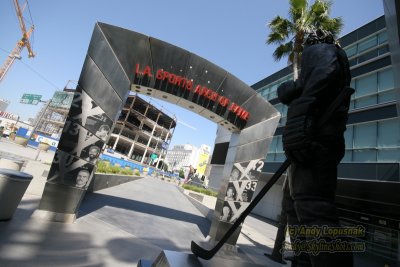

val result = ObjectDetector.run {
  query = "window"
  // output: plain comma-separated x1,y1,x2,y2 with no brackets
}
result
266,152,275,162
355,73,377,98
378,68,394,91
342,150,353,162
345,45,357,57
358,49,378,64
378,45,389,55
276,136,283,152
377,119,400,148
349,58,357,67
353,149,376,162
377,149,400,162
354,122,377,149
275,153,286,161
378,90,395,104
378,31,388,44
358,35,377,53
268,136,278,152
354,94,377,109
344,125,353,149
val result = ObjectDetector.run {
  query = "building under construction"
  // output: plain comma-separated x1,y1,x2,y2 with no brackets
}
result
106,94,176,167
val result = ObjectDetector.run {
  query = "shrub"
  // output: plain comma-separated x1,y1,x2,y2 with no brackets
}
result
120,168,133,175
181,184,218,197
96,160,108,173
179,168,185,178
103,164,121,174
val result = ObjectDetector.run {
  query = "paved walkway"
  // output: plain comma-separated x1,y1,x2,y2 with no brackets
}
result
0,177,288,267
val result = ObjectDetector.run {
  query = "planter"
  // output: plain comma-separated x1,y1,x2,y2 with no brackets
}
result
14,136,28,146
38,142,50,151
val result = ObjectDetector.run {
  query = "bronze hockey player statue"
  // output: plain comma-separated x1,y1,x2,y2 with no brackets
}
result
277,29,354,267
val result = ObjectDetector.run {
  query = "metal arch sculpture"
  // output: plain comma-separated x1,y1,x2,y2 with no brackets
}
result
35,23,280,246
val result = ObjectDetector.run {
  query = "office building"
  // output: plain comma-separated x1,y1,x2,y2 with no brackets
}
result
165,144,199,172
252,14,399,264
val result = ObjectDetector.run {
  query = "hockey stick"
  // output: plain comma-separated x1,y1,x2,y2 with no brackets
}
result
191,158,291,260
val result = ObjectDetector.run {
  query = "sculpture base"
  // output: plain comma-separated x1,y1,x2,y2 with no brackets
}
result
139,250,266,267
32,209,76,223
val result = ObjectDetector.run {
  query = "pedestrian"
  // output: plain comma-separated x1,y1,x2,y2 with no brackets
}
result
184,165,194,184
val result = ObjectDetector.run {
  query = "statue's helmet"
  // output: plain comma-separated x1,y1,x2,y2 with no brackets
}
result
304,28,335,47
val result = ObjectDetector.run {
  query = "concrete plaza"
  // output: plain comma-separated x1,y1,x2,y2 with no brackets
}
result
0,139,289,267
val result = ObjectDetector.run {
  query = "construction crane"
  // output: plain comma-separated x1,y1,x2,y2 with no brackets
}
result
0,0,35,83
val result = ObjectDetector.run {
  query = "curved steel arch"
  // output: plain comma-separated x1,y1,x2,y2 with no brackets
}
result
35,22,280,245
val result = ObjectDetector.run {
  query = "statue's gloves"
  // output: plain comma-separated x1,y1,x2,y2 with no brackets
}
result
282,96,318,166
277,80,302,105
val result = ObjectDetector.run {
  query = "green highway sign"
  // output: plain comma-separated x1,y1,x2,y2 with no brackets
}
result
20,94,43,105
150,153,158,159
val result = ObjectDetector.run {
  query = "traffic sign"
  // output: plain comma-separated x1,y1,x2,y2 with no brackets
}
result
20,94,42,105
150,153,158,159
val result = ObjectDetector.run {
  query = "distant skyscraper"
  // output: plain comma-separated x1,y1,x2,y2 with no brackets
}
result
165,144,199,172
165,144,212,175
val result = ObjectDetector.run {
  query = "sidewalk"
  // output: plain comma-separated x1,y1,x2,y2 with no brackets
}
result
0,139,288,266
0,182,288,266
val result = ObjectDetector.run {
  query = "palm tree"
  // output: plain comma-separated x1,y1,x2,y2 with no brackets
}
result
266,0,343,79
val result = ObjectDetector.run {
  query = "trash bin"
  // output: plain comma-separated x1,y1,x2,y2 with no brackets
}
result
0,168,33,221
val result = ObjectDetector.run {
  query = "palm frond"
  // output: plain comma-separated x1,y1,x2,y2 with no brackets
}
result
266,0,341,64
272,41,293,62
268,16,290,31
289,0,307,23
266,32,285,45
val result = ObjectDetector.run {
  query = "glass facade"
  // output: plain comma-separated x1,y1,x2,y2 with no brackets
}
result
260,28,399,174
254,16,400,264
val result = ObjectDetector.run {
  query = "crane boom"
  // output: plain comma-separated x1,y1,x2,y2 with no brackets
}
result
0,0,35,83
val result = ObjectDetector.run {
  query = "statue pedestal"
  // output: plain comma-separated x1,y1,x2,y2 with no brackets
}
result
138,250,266,267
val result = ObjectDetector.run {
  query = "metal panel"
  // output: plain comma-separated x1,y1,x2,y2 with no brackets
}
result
46,150,95,190
149,37,191,93
185,54,227,96
224,146,238,165
88,24,131,101
240,93,279,128
58,119,104,163
237,117,280,146
152,89,182,105
78,55,123,120
68,89,114,136
233,137,273,163
97,23,153,86
218,73,257,108
38,183,86,214
214,126,232,144
198,107,225,125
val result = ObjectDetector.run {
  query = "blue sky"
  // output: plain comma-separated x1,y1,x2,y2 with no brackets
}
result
0,0,384,150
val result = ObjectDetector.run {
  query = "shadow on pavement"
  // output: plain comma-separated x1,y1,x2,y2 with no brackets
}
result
0,212,104,267
79,192,210,237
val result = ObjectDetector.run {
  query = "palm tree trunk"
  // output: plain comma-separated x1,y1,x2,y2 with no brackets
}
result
293,52,299,80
